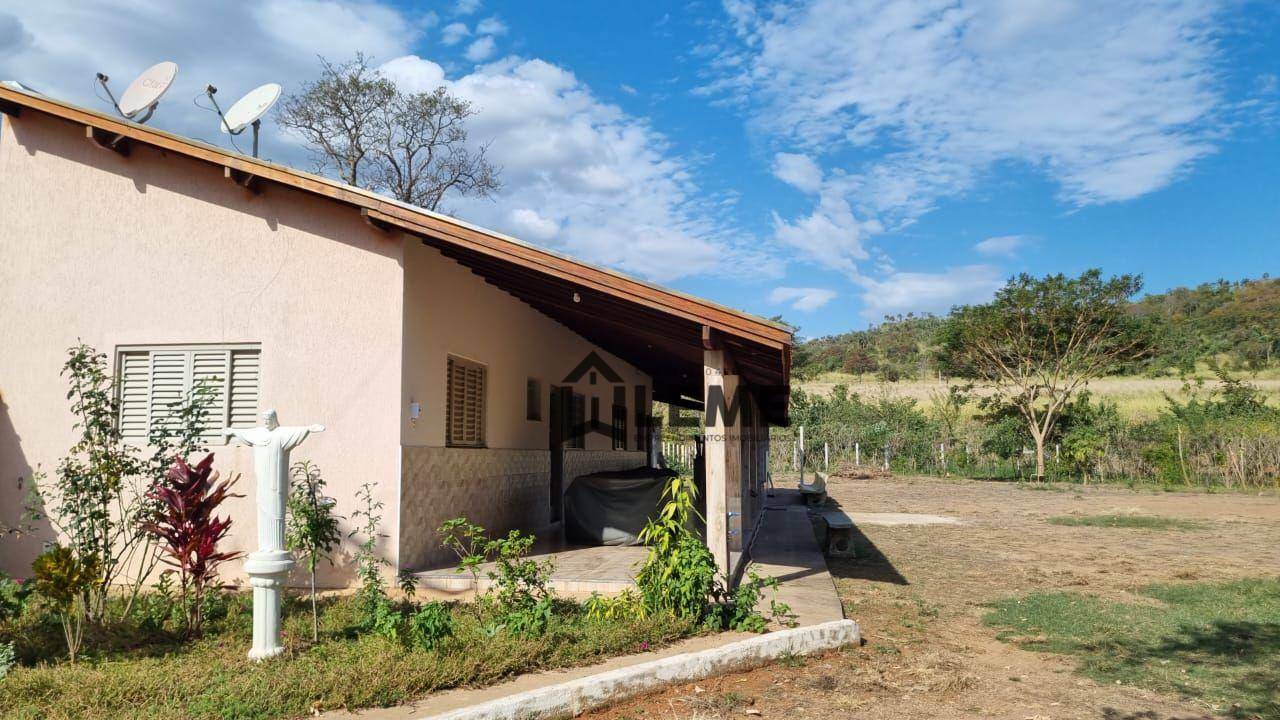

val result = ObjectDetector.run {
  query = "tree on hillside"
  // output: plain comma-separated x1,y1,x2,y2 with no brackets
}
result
936,269,1148,478
277,53,500,211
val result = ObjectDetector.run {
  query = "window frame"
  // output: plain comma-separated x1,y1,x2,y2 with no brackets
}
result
446,354,488,448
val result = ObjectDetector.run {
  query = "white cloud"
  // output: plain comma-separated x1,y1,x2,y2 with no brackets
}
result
857,265,1004,321
619,84,638,96
705,0,1232,278
973,234,1027,257
476,17,507,36
464,36,496,62
441,21,470,46
771,190,873,278
771,152,822,193
507,208,559,242
0,0,418,155
385,56,769,282
454,0,481,16
768,286,836,312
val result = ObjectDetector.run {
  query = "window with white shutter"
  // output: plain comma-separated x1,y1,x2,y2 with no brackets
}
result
446,355,486,447
115,344,261,443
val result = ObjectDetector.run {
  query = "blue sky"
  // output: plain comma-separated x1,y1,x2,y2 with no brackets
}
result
1,1,1277,339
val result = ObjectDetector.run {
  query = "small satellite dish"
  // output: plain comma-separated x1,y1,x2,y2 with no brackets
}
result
220,83,281,134
95,61,178,124
205,82,280,158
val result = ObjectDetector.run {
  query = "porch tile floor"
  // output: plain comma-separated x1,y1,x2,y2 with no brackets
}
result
416,536,649,597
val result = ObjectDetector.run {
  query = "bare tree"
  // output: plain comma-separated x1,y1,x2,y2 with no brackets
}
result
277,54,500,211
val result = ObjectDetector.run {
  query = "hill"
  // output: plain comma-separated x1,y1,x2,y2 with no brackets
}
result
792,275,1280,381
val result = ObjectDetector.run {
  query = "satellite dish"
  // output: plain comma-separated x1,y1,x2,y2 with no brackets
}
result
205,82,280,157
95,61,178,124
220,83,281,134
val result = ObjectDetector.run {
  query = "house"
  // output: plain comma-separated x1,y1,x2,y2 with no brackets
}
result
0,84,792,587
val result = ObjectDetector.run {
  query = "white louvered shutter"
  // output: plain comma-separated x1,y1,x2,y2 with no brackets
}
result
118,351,151,439
228,349,260,427
191,349,229,434
117,345,261,443
148,351,187,437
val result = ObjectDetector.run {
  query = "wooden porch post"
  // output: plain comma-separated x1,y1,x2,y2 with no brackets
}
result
703,327,735,578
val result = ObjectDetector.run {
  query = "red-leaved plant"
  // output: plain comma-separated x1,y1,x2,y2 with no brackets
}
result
141,454,243,636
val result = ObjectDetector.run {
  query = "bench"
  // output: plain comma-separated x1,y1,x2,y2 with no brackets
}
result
797,471,827,508
821,509,855,557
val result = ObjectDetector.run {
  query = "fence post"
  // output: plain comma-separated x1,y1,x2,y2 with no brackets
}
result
883,443,890,471
792,440,798,471
939,442,946,469
855,442,860,467
824,442,829,471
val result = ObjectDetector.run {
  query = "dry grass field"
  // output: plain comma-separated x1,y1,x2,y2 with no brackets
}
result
800,371,1280,420
586,476,1280,720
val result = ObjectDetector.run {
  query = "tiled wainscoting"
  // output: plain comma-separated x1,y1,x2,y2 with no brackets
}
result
398,447,646,570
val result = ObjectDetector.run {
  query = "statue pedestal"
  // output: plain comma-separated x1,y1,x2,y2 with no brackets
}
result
244,550,295,661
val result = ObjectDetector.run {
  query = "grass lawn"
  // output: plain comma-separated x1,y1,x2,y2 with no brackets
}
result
1046,513,1204,530
985,579,1280,718
0,593,696,720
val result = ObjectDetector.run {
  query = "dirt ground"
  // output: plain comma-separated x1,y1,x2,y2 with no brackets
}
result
585,477,1280,720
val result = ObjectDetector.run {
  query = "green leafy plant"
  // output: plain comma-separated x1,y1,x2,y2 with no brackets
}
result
397,568,419,599
408,601,454,650
286,460,343,641
0,640,13,679
584,588,647,622
0,572,30,621
366,596,402,641
437,517,488,585
486,529,556,637
636,475,717,621
349,483,391,624
31,545,100,662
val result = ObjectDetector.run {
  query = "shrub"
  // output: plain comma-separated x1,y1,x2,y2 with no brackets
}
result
140,454,243,637
0,641,13,678
408,601,454,649
584,589,647,622
636,476,717,621
350,483,391,625
31,545,99,662
0,572,30,621
286,460,343,641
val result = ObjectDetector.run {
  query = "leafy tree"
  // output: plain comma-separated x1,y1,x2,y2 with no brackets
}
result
277,53,500,211
937,269,1148,477
286,460,343,641
28,345,146,622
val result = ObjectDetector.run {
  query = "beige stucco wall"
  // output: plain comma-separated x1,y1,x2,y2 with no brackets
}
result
0,112,404,586
398,240,653,568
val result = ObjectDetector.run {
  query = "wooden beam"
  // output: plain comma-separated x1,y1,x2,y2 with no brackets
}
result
361,207,392,233
85,125,129,156
223,166,261,195
0,99,19,118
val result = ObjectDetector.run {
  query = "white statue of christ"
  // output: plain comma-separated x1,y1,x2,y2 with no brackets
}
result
222,410,325,552
222,409,324,660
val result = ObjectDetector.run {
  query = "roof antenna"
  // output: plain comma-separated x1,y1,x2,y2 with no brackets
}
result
95,61,178,124
204,82,281,158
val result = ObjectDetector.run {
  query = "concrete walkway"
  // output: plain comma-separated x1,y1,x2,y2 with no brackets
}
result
326,492,846,719
749,489,846,626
